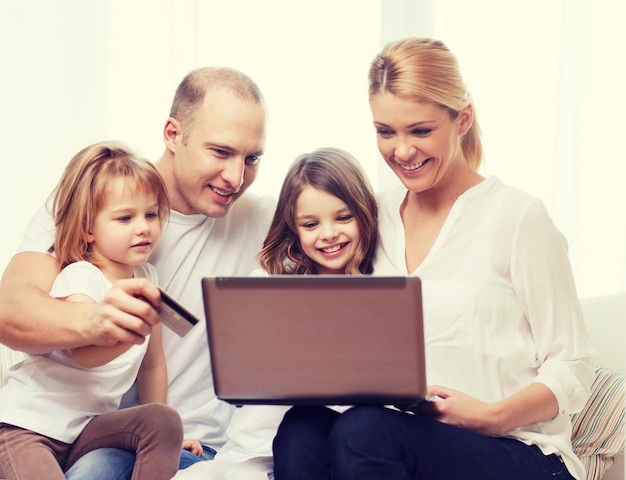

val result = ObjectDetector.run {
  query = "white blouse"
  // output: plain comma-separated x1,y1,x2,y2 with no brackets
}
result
375,176,597,480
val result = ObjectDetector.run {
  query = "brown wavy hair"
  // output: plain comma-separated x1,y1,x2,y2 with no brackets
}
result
259,148,378,275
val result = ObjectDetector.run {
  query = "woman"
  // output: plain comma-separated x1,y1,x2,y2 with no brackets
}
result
272,37,597,480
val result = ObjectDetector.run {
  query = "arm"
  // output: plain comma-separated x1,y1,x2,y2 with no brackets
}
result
421,383,558,436
69,293,135,367
136,323,167,404
0,252,162,354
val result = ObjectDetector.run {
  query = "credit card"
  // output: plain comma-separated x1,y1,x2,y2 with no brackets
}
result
158,288,199,336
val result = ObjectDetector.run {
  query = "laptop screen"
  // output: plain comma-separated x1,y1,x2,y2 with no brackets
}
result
202,275,426,406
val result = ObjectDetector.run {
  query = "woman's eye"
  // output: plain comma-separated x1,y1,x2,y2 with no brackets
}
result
413,128,432,136
376,129,394,138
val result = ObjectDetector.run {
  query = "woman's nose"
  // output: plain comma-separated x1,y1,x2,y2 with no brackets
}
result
393,138,416,161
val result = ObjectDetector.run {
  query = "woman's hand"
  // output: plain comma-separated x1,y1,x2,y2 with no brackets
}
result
417,383,559,437
417,385,505,436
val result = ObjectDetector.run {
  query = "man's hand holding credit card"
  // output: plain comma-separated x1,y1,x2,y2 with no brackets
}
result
157,288,199,336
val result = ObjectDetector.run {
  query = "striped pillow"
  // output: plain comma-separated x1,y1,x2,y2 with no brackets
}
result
571,367,625,480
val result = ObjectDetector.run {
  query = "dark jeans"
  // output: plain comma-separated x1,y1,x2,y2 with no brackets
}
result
272,405,576,480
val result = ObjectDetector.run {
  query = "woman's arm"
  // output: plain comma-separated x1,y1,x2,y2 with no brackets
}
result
421,382,558,436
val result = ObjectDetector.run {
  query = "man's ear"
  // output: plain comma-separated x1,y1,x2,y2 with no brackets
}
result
163,117,181,153
458,104,473,136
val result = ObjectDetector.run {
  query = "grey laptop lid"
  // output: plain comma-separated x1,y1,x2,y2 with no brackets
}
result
202,275,426,406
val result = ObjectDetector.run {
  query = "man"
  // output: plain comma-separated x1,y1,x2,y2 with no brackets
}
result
0,67,275,478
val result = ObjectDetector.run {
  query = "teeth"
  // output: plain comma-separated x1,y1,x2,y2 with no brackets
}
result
212,186,232,196
321,244,343,253
400,159,427,171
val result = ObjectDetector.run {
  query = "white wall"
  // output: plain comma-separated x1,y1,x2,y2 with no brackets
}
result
1,0,624,300
0,0,380,275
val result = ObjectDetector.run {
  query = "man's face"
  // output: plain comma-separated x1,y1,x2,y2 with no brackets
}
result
168,89,266,217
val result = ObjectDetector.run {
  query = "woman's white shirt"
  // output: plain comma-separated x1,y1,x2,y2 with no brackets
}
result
375,175,596,480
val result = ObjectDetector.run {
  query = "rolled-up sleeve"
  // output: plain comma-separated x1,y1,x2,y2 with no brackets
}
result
511,198,597,415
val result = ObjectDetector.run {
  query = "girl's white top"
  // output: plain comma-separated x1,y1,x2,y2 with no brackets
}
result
0,261,155,443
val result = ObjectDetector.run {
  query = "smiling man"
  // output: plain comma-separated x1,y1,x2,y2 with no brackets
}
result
0,67,275,479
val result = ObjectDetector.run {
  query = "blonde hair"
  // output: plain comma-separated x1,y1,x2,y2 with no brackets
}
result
368,37,483,170
259,148,378,275
49,141,169,269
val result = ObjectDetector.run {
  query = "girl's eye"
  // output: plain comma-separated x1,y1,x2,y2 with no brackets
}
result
118,216,131,223
337,214,353,222
146,212,159,220
302,222,318,229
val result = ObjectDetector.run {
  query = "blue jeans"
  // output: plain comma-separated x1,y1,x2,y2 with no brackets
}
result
64,445,216,479
272,406,576,480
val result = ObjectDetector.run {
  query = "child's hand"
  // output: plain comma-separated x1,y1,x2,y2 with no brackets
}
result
183,439,203,457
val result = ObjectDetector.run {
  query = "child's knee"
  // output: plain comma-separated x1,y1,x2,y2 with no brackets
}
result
137,403,183,444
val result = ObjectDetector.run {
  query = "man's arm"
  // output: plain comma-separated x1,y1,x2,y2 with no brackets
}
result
0,251,161,354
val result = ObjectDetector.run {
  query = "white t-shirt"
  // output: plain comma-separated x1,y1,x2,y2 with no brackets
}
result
375,176,596,480
0,261,155,443
15,192,275,448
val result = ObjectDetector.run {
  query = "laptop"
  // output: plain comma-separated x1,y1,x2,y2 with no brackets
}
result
201,275,426,406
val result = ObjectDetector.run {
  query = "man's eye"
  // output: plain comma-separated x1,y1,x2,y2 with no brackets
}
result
212,148,229,157
245,155,260,166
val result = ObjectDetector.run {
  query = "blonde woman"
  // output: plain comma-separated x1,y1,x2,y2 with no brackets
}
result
273,38,597,480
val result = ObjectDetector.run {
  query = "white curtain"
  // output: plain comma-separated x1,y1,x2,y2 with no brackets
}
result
1,0,624,298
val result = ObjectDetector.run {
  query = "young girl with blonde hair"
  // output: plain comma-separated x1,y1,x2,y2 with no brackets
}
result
0,141,189,480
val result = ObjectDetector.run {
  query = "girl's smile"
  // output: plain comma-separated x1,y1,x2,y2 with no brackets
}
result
295,185,361,275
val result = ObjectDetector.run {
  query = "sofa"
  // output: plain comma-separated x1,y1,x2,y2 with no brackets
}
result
0,292,624,480
573,292,625,480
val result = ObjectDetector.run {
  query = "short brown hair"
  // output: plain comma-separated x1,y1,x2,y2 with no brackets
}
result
169,66,266,131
